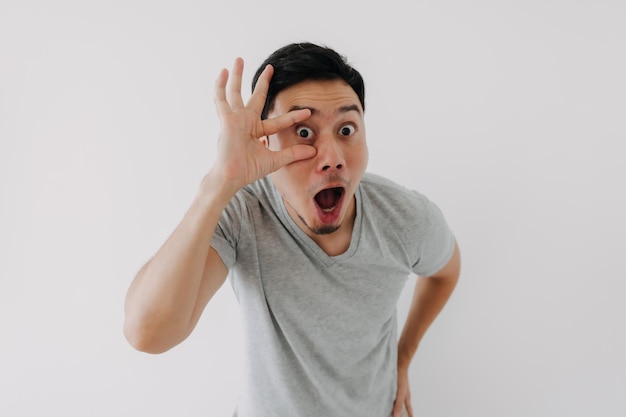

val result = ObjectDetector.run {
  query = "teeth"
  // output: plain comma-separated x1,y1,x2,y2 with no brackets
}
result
322,205,337,213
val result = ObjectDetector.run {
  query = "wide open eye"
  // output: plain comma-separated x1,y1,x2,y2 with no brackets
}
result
296,126,313,139
338,124,355,136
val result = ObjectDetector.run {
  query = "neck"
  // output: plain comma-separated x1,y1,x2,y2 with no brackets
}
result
310,217,354,256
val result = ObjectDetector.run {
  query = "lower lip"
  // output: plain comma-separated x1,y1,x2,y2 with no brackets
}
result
314,192,345,224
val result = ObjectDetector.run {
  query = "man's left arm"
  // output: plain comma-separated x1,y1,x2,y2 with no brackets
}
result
393,240,461,417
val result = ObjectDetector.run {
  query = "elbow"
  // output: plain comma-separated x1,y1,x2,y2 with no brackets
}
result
123,317,174,355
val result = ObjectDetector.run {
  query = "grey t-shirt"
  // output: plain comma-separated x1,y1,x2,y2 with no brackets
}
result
210,172,455,417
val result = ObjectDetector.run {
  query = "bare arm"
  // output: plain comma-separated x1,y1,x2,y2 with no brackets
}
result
123,178,232,354
123,58,316,354
393,240,461,417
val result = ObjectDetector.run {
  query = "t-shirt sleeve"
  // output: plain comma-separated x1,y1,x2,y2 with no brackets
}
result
411,198,456,277
209,193,245,270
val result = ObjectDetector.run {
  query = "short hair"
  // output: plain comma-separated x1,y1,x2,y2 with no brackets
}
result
252,42,365,120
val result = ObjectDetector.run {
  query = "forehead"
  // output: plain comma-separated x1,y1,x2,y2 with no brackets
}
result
271,79,362,116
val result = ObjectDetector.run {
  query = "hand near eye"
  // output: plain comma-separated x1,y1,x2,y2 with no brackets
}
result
210,58,316,194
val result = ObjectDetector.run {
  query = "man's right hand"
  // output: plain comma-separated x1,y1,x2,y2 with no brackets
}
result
210,57,316,195
125,57,316,354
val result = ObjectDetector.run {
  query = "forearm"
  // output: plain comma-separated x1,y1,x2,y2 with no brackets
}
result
397,242,460,370
124,57,317,353
397,277,457,369
123,173,234,352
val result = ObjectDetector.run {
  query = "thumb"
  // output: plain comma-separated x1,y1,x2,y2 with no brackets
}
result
272,144,316,170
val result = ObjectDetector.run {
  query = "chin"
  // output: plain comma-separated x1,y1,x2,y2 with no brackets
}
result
294,207,344,236
305,221,341,236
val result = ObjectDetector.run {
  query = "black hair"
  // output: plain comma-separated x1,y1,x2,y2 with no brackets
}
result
251,42,365,120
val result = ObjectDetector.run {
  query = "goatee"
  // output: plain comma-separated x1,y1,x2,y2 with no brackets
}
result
297,213,341,235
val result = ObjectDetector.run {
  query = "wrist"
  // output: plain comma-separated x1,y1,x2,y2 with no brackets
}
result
397,360,410,374
196,170,239,210
397,347,414,373
202,166,242,193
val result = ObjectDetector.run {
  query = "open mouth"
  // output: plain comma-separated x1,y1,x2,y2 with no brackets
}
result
314,187,345,212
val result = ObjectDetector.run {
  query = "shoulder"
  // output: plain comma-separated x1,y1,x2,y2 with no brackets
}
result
359,172,433,216
217,177,283,245
358,172,451,243
220,177,287,231
358,173,455,275
230,177,278,210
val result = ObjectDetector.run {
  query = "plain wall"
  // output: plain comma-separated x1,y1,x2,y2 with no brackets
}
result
1,1,624,416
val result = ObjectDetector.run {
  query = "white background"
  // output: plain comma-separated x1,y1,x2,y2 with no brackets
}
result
1,1,624,416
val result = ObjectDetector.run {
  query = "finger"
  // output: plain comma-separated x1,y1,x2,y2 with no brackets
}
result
260,108,311,137
214,68,230,115
271,144,316,170
247,64,273,112
392,400,403,417
406,400,414,417
226,57,245,109
392,391,408,417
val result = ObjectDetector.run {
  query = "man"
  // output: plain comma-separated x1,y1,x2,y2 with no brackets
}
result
124,42,461,417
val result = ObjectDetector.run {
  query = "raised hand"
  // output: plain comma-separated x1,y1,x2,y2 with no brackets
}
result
210,57,316,194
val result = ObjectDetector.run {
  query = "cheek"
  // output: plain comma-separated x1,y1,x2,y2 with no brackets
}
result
349,142,369,170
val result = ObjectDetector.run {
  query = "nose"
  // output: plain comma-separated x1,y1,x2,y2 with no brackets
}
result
315,134,345,172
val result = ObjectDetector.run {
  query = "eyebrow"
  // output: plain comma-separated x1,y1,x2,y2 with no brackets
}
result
289,104,362,116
